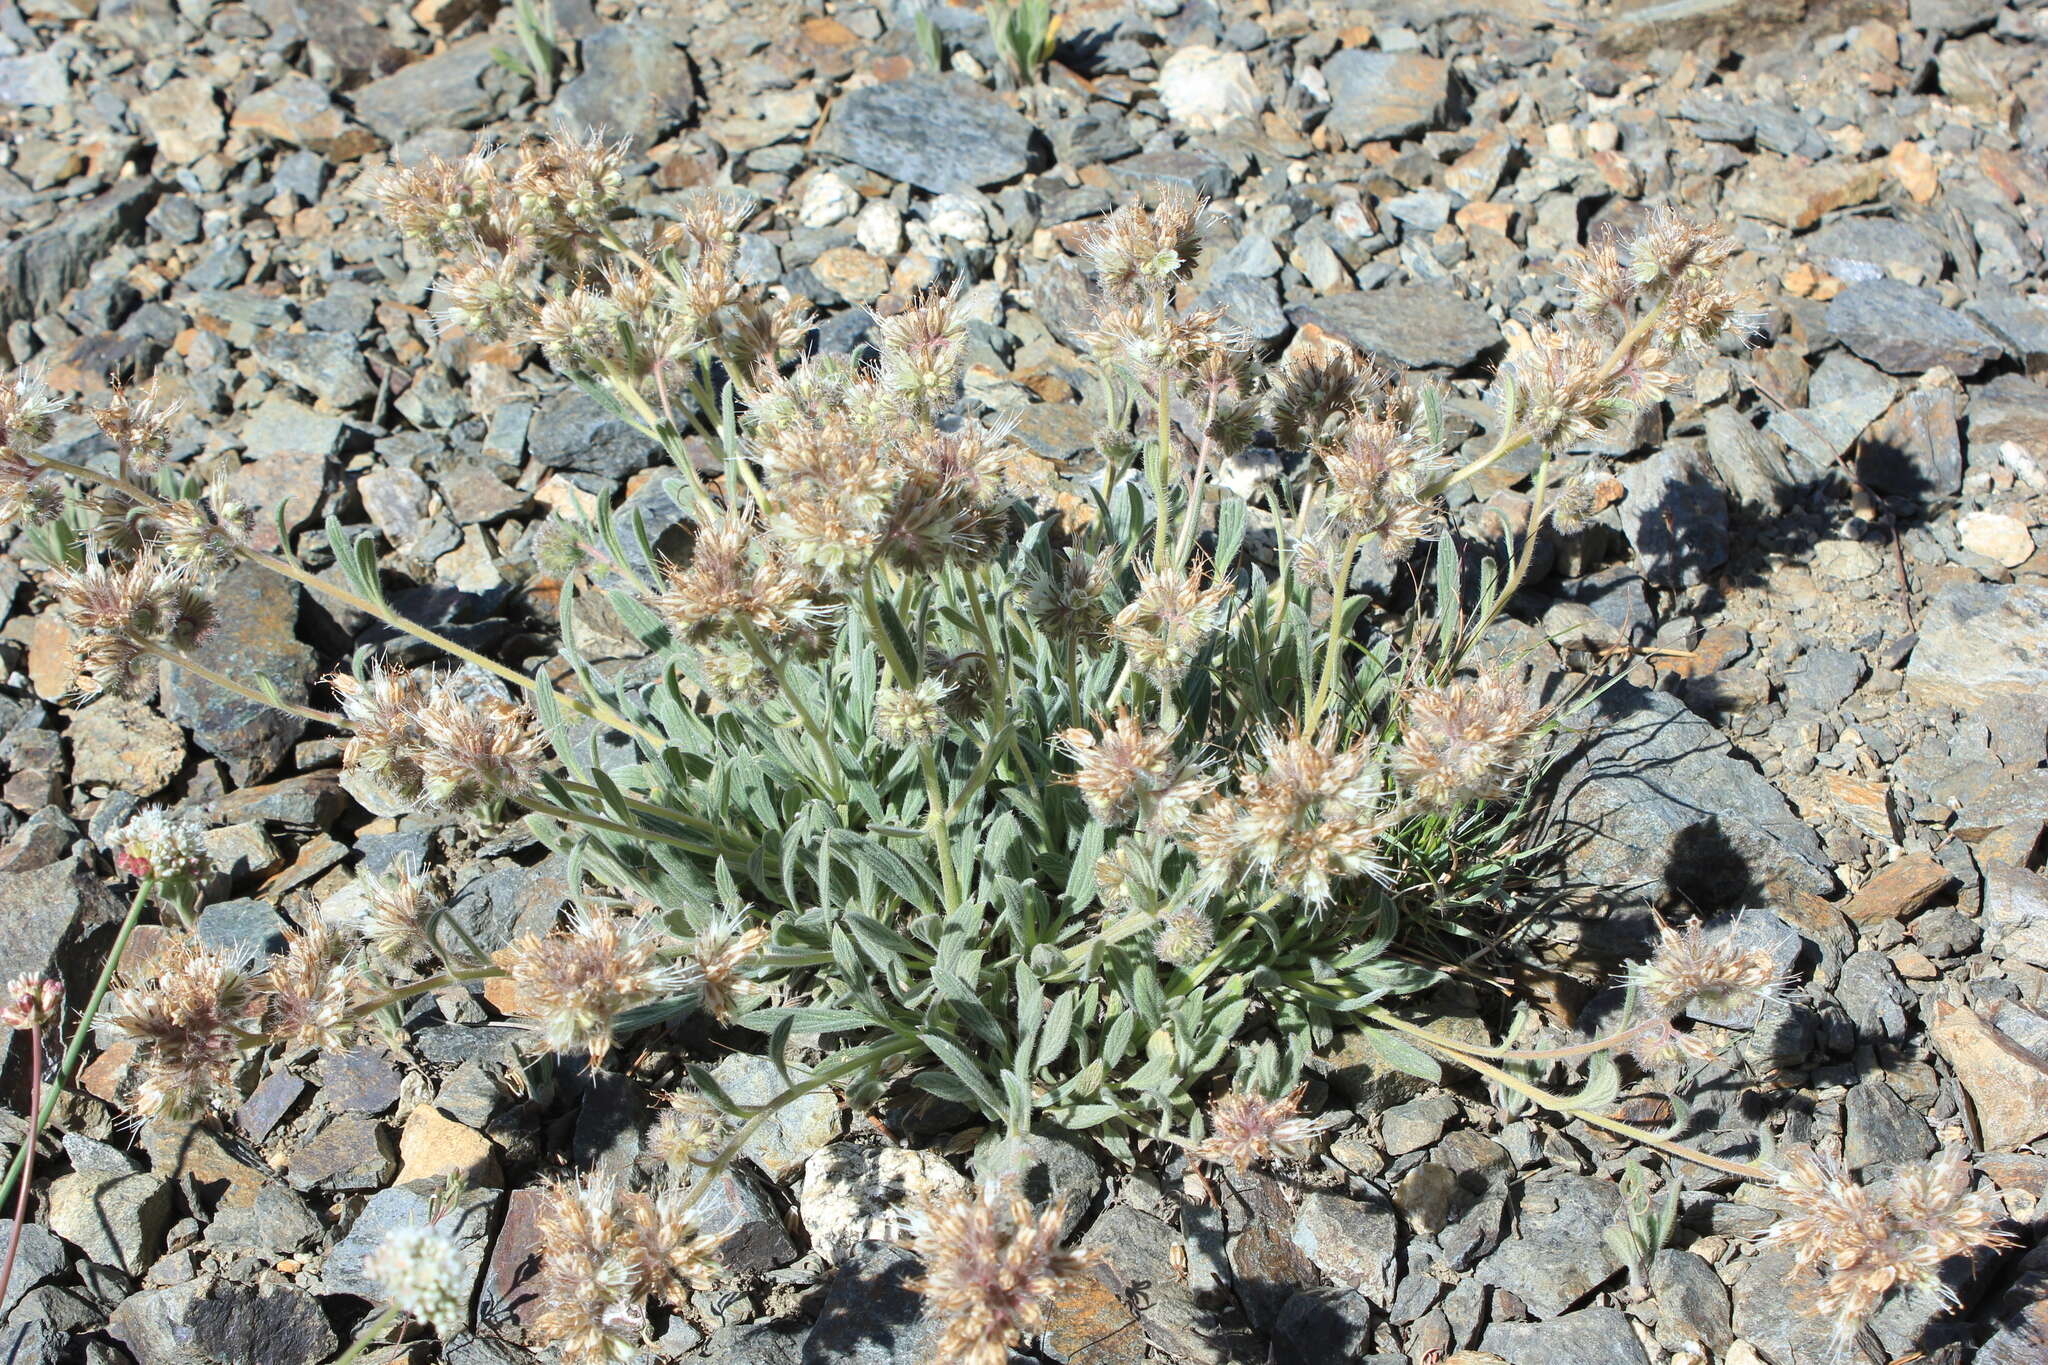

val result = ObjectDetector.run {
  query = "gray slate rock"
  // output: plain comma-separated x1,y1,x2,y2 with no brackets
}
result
1477,1173,1621,1320
527,387,662,479
800,1243,946,1365
1482,1306,1651,1365
1907,583,2048,709
1844,1076,1937,1172
0,1221,66,1319
160,562,314,784
48,1168,171,1274
1782,646,1868,713
1322,50,1452,145
1288,1190,1399,1301
353,34,501,144
0,178,157,330
1620,444,1727,587
695,1168,801,1273
323,1181,497,1299
1649,1248,1732,1354
252,330,376,408
1291,284,1496,369
1545,682,1833,937
551,22,696,153
1703,404,1804,507
820,74,1037,194
0,858,120,1066
1827,279,2003,377
183,1284,336,1365
1272,1287,1376,1360
1984,862,2048,969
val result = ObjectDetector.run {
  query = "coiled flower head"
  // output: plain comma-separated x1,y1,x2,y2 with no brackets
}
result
1110,562,1231,686
1629,918,1791,1023
874,677,951,748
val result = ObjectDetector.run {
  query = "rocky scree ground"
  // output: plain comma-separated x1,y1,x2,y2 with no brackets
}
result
1,0,2048,1362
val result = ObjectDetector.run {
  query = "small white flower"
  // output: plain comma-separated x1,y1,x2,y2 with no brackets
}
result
365,1223,469,1338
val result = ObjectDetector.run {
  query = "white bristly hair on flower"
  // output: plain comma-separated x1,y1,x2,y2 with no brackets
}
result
365,1223,471,1338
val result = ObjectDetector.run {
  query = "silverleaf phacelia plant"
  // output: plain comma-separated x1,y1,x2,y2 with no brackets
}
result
0,133,2011,1361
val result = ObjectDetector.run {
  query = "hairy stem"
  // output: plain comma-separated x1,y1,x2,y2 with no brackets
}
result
330,1307,400,1365
140,643,340,726
0,1027,45,1313
1303,532,1363,730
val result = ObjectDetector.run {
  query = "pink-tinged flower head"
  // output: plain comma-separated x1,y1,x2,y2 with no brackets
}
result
914,1183,1096,1365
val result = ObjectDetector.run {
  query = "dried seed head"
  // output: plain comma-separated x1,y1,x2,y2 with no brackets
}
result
1393,668,1543,809
1545,471,1608,536
1629,919,1791,1023
1152,904,1215,967
874,287,967,415
1193,1085,1330,1172
1656,274,1755,354
332,661,432,806
437,255,536,342
1092,841,1156,913
531,288,616,372
1110,562,1231,686
1557,233,1637,316
1628,207,1737,292
685,917,769,1024
1189,727,1390,907
1083,189,1216,303
1269,347,1386,453
1058,710,1212,833
262,920,357,1051
914,1183,1096,1365
1761,1148,2014,1349
533,1175,723,1364
0,472,63,529
371,149,505,254
1319,409,1445,558
111,806,211,886
1499,323,1640,448
346,856,444,963
51,552,191,643
647,1089,732,1169
365,1224,470,1338
0,367,64,453
652,511,834,645
1020,548,1113,648
409,686,548,815
0,976,62,1031
107,934,255,1118
1622,1016,1719,1072
90,377,180,472
500,912,690,1067
156,491,250,574
874,677,951,748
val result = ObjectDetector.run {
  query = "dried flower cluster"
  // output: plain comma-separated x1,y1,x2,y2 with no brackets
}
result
1192,1086,1333,1172
498,913,692,1068
331,662,547,816
913,1184,1095,1365
531,1176,722,1364
1762,1148,2014,1346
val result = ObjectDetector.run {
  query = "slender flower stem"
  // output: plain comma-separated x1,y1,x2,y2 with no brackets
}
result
1303,532,1363,730
554,778,739,842
672,1041,917,1220
0,1027,45,1312
139,643,341,726
1453,453,1553,668
1152,376,1175,567
919,745,962,914
1367,1009,1768,1181
345,966,505,1022
0,881,153,1217
734,621,844,799
330,1307,400,1365
520,795,725,859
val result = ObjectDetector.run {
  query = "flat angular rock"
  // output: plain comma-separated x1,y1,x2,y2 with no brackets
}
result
1725,153,1884,229
0,177,156,330
251,331,376,408
159,562,314,785
1907,583,2048,709
0,857,121,1025
48,1168,170,1274
132,76,224,165
67,697,183,796
353,34,501,145
1828,279,2003,377
1986,863,2048,969
1322,50,1451,146
1291,285,1496,370
819,74,1036,194
527,387,661,479
551,23,696,153
1620,444,1727,587
1979,1241,2048,1365
323,1181,497,1302
801,1243,948,1365
1544,681,1833,938
1929,999,2048,1151
1288,1190,1398,1301
799,1144,966,1263
231,73,381,160
713,1053,842,1182
183,1284,336,1365
1482,1306,1650,1365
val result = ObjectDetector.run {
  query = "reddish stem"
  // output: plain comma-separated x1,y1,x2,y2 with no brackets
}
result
0,1028,45,1310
